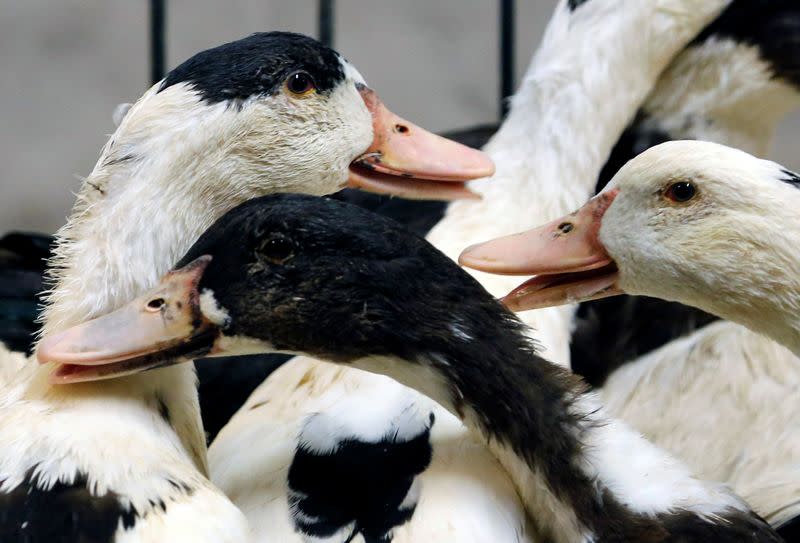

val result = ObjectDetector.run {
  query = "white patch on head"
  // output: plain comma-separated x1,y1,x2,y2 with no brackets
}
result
199,289,230,325
297,384,433,456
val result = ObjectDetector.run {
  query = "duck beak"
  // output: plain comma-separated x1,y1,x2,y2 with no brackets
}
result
459,190,622,311
348,85,494,201
37,256,221,384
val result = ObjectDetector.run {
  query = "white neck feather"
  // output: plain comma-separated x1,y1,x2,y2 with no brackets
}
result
33,85,267,472
43,86,263,336
697,204,800,357
427,0,729,365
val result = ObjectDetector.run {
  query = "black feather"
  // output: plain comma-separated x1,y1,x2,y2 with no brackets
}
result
0,469,137,543
288,415,433,543
780,168,800,188
568,0,591,12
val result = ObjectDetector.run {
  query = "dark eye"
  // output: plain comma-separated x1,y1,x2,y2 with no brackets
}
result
260,236,294,264
285,71,316,96
664,181,696,203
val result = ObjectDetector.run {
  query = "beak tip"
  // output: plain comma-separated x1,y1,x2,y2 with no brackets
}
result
477,161,495,178
458,248,480,267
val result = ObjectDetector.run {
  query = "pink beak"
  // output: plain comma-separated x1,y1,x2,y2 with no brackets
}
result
348,86,495,201
459,190,623,311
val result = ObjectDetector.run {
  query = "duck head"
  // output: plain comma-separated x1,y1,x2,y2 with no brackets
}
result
113,32,493,201
460,140,800,320
38,193,512,383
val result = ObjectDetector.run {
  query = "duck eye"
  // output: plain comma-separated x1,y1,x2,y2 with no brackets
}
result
285,71,316,96
664,181,696,203
260,236,294,264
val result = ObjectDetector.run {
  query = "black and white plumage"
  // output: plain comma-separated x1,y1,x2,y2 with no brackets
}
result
204,2,735,541
0,31,491,542
3,3,796,540
0,469,136,543
39,193,783,543
564,3,800,532
160,32,346,104
288,407,434,543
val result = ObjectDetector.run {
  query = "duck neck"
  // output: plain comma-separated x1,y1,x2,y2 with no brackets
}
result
352,328,747,542
478,0,731,217
702,214,800,358
36,89,257,473
42,90,256,337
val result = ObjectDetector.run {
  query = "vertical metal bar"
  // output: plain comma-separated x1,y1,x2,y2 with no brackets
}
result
499,0,515,118
318,0,335,48
150,0,167,84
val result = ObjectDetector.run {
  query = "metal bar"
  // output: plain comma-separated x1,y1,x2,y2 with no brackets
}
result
499,0,515,118
150,0,167,84
318,0,335,48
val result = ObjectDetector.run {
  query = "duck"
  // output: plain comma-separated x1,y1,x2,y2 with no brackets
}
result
571,0,800,384
37,191,784,543
555,2,800,537
205,2,732,541
542,3,800,530
547,5,800,534
459,139,800,538
0,31,492,542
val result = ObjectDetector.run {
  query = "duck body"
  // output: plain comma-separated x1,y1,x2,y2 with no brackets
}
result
38,192,783,543
0,31,491,541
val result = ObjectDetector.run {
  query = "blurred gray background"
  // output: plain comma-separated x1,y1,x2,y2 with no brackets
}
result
1,1,798,234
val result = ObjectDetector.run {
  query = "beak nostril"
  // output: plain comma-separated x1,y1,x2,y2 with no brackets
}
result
146,298,166,312
558,222,574,234
394,124,409,134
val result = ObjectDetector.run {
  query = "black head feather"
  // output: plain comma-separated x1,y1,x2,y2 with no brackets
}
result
177,193,531,365
159,32,346,103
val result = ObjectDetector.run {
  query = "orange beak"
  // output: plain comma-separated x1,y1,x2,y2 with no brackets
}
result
459,190,622,311
348,85,494,201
